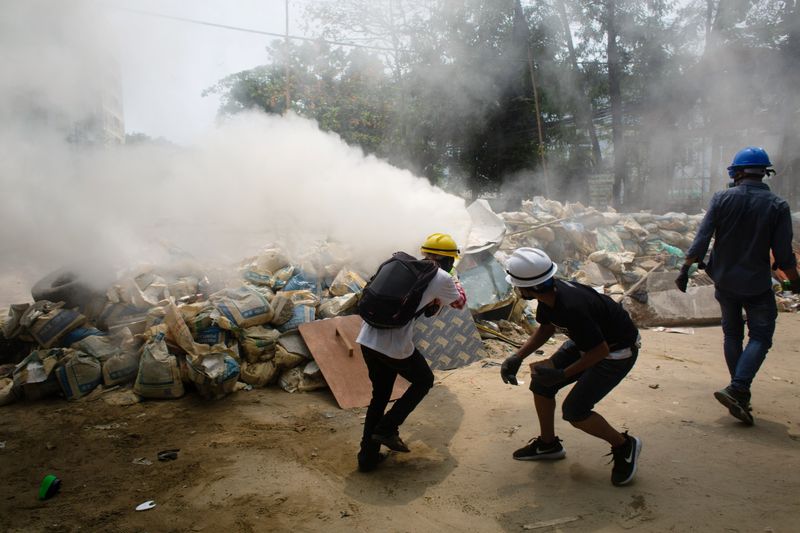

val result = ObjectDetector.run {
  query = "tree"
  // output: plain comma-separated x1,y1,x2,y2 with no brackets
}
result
776,1,800,206
448,0,541,195
555,0,602,168
207,0,800,210
205,41,393,157
299,0,547,194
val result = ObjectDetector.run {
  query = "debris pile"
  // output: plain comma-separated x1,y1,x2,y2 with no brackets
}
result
2,197,798,407
1,245,368,406
498,198,700,289
495,197,800,323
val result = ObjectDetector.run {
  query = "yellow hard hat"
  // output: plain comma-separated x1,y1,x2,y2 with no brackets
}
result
420,233,460,258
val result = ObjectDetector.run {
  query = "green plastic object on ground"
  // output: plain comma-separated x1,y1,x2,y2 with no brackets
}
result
657,240,690,269
38,474,61,500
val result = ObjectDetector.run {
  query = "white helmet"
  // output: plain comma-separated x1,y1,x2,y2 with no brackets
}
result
505,247,557,288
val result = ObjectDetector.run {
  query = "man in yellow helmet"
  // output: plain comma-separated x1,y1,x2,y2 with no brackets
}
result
420,233,467,309
356,233,466,472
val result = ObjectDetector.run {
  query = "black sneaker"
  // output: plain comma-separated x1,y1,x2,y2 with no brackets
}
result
358,452,388,473
513,436,566,461
371,433,411,453
610,432,642,486
714,386,754,425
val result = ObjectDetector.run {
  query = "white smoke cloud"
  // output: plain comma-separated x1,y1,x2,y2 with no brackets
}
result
0,0,471,306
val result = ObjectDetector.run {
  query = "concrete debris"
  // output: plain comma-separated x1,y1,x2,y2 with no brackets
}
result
522,516,582,529
498,197,799,327
651,327,695,335
1,196,798,408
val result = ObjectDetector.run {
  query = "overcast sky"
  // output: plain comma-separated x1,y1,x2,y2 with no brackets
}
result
108,0,304,144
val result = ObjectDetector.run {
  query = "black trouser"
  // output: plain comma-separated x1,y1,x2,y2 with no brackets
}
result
359,345,434,464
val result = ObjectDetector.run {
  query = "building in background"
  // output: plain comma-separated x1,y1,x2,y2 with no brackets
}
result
67,57,125,145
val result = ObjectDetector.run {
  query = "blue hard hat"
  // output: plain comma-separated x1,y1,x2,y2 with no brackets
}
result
727,146,772,178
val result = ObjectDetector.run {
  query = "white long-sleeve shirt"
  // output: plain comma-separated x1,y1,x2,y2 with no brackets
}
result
356,268,461,359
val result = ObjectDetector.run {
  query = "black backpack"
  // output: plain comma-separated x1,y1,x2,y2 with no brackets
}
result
357,252,439,329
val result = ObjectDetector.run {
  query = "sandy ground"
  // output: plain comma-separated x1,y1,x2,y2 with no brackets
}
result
2,313,800,533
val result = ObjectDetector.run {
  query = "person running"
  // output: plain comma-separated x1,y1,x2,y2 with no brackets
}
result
500,247,642,486
356,233,466,472
676,146,799,425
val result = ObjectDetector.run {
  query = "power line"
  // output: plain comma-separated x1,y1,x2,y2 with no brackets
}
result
111,6,607,65
110,5,613,67
112,6,400,53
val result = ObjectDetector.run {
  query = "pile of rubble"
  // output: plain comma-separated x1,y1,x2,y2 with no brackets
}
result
2,197,798,407
498,198,700,291
495,197,800,319
0,245,371,406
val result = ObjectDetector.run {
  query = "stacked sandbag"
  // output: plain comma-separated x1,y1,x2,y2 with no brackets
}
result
240,359,279,387
3,244,383,405
183,351,240,400
71,333,119,363
24,302,87,349
100,273,170,335
101,328,141,387
179,303,224,345
0,375,19,406
55,351,102,401
241,248,290,287
133,336,184,400
12,349,65,401
328,269,367,297
279,360,327,393
166,276,200,301
238,326,280,363
318,294,358,319
209,286,274,332
269,294,295,326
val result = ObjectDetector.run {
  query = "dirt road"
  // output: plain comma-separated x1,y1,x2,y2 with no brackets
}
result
2,314,799,532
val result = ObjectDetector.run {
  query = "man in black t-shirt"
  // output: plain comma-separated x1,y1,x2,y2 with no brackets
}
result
500,247,642,486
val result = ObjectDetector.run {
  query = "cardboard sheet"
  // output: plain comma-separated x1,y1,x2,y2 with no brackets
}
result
299,316,408,409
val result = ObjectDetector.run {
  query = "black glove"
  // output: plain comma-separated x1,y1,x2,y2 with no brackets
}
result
532,365,566,387
423,303,440,317
501,354,523,385
675,264,691,293
791,278,800,295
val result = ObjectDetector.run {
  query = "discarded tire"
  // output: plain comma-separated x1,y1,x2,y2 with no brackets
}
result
31,268,101,313
0,337,33,365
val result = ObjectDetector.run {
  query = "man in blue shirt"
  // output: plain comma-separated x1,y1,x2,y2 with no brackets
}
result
677,147,799,425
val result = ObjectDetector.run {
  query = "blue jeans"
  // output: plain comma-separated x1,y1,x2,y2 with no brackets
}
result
714,287,777,391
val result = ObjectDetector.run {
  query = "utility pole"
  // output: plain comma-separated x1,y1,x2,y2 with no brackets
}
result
607,0,624,209
555,0,601,167
526,46,549,198
284,0,291,112
515,0,549,197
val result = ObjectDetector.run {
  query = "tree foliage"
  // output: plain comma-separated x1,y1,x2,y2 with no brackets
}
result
205,42,392,155
207,0,800,211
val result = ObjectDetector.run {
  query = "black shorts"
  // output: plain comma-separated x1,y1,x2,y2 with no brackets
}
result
530,340,638,422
